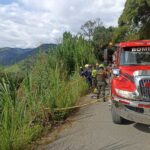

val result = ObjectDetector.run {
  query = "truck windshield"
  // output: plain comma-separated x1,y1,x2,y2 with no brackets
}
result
120,47,150,66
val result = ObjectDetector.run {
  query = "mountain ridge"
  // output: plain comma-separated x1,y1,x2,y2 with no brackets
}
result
0,43,57,66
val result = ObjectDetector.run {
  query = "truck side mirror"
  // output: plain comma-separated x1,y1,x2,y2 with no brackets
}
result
112,69,120,76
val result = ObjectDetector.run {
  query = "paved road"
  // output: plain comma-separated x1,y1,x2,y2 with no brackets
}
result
39,94,150,150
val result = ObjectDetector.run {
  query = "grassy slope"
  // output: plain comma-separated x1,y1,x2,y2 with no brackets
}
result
3,64,20,73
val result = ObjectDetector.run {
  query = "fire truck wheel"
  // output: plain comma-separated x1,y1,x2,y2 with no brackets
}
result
111,105,123,124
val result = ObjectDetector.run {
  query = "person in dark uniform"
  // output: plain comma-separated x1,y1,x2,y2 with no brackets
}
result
79,66,84,77
83,64,92,87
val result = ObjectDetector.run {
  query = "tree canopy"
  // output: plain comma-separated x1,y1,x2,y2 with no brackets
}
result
113,0,150,43
80,19,115,62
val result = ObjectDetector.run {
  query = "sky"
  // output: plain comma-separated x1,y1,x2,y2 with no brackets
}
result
0,0,126,48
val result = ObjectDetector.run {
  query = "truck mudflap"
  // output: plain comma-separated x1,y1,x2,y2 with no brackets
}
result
111,97,150,125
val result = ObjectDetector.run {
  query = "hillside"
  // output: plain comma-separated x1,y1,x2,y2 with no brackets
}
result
0,43,57,66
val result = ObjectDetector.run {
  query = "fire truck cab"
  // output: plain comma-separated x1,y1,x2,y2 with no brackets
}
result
111,40,150,124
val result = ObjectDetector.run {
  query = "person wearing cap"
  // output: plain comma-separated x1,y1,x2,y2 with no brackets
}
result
99,64,105,68
79,66,84,77
96,65,107,101
91,65,97,89
83,64,92,87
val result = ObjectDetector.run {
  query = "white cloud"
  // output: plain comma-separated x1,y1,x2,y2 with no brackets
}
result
0,0,126,48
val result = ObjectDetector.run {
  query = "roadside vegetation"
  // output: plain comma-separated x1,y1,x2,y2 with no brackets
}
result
113,0,150,43
0,32,95,150
0,0,150,149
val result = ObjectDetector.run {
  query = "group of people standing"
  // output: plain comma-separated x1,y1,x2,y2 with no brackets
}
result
80,63,112,102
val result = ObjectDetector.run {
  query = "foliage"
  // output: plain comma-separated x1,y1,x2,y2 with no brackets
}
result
0,31,94,149
93,26,115,60
57,32,96,75
81,19,97,41
112,26,129,43
80,18,115,62
135,0,150,39
113,0,150,42
4,64,20,73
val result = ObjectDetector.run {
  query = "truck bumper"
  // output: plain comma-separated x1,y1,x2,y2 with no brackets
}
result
112,98,150,125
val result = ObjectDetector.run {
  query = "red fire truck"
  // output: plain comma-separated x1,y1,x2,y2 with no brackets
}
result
111,40,150,124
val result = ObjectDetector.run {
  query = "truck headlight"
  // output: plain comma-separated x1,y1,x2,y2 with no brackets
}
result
115,88,138,99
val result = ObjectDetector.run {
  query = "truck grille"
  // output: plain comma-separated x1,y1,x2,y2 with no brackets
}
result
139,79,150,101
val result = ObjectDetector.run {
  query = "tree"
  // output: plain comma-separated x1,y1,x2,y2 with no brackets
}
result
92,25,115,61
93,26,114,48
81,20,97,41
113,0,150,42
112,26,128,43
80,19,114,62
134,0,150,39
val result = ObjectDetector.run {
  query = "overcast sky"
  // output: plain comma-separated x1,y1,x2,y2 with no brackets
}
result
0,0,126,48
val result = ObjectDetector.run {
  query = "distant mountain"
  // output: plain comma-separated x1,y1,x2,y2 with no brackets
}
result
0,44,57,66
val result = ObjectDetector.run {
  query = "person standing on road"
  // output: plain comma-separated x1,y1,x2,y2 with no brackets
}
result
106,63,112,87
96,65,107,101
91,65,97,89
83,64,92,87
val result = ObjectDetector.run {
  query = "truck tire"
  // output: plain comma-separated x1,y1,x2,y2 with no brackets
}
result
111,105,123,124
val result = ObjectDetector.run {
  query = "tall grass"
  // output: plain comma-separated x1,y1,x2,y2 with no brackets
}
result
0,75,43,150
0,33,96,150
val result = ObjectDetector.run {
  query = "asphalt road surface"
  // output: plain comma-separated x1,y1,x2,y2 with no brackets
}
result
39,94,150,150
